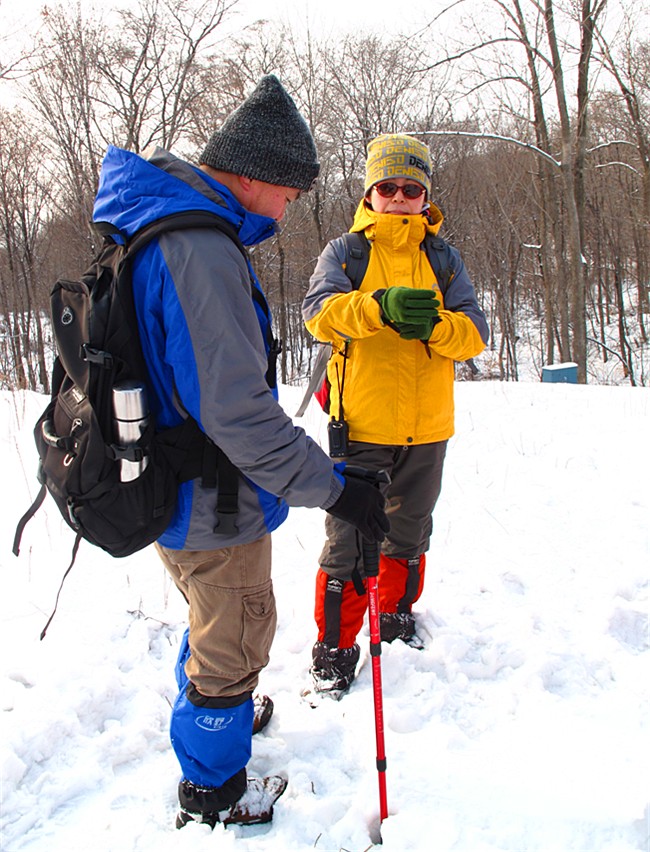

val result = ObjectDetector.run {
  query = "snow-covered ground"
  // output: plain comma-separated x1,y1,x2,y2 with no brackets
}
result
1,381,648,851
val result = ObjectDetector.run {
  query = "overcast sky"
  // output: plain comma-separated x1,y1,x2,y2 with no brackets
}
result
3,0,440,37
229,0,435,35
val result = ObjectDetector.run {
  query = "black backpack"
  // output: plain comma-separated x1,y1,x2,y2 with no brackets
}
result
295,230,453,416
13,211,249,635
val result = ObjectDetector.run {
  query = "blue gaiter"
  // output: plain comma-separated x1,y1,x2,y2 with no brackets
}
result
171,628,253,788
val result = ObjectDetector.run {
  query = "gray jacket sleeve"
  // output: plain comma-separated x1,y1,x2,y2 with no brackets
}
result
444,246,490,344
302,237,352,324
159,227,342,510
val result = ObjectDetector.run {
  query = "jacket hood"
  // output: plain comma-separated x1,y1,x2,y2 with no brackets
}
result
350,197,444,238
92,145,277,247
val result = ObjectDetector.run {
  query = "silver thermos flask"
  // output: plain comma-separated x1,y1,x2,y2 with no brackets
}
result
112,381,150,481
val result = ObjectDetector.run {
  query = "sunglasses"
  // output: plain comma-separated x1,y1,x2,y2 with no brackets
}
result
373,182,426,199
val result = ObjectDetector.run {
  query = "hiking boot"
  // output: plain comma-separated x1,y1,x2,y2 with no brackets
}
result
310,641,360,700
379,612,421,647
252,694,273,735
176,775,288,829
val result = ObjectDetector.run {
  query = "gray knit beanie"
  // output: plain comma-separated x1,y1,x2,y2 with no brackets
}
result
200,75,319,191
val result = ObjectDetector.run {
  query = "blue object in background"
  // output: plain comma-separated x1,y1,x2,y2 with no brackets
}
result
542,363,578,383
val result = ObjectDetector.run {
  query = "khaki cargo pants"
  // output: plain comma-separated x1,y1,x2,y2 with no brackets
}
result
155,535,276,699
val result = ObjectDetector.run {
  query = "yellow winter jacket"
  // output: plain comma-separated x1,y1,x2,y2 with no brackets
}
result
303,200,488,445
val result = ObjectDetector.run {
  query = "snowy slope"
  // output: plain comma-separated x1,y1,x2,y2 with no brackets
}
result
1,381,648,852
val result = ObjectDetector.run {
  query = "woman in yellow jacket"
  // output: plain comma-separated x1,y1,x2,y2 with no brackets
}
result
302,134,489,698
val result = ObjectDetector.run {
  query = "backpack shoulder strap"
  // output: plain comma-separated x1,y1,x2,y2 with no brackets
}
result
423,233,453,294
341,231,370,290
94,210,251,527
93,210,246,259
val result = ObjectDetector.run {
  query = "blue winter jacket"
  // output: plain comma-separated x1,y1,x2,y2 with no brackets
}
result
93,145,342,550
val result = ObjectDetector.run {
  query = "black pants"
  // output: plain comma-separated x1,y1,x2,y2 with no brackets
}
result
319,440,447,577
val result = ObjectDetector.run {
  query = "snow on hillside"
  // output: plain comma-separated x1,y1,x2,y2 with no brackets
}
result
1,381,648,851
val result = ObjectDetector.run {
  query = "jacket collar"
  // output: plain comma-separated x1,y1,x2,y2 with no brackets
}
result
93,145,277,248
350,197,444,240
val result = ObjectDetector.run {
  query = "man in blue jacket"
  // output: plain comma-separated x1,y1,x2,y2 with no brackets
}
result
92,75,388,829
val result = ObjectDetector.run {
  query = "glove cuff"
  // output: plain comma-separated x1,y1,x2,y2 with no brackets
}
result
373,290,402,333
372,290,387,322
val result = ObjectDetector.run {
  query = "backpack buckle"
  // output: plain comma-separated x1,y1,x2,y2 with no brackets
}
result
214,511,239,536
80,344,114,368
66,499,80,529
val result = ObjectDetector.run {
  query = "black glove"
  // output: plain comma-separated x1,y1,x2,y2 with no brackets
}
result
378,287,440,324
327,474,390,542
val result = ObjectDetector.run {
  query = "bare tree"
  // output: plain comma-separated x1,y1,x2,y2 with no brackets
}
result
27,5,107,235
0,108,53,391
594,20,650,342
1,3,646,390
0,4,44,84
96,0,237,154
417,0,611,382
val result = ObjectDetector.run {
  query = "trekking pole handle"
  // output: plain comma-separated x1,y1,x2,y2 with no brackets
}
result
362,542,379,577
344,465,391,488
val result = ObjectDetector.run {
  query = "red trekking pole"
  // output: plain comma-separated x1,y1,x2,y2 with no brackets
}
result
362,536,389,822
346,465,391,824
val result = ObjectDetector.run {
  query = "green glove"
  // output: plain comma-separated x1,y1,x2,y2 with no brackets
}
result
397,319,436,340
379,287,440,324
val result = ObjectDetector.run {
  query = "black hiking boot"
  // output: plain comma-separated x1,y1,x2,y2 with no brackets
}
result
252,694,273,735
379,612,422,647
176,775,288,829
309,641,360,700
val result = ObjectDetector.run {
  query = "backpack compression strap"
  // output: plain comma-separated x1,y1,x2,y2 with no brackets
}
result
12,483,47,557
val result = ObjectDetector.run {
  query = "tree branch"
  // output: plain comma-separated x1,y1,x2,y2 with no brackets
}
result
403,128,561,167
